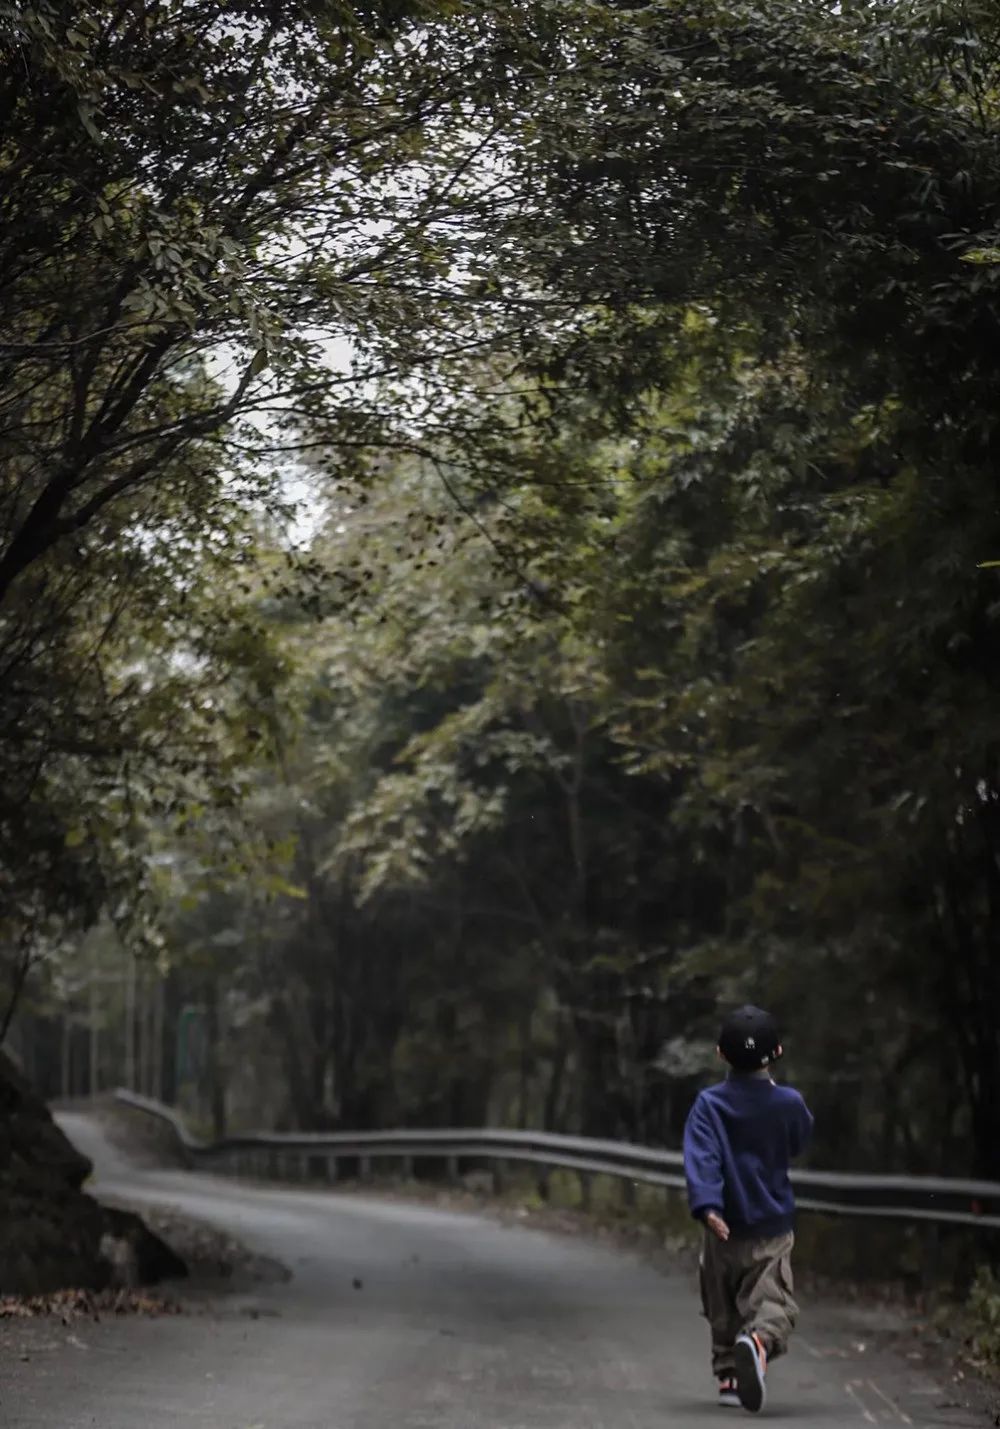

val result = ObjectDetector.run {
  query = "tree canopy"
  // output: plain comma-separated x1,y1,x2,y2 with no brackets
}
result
5,0,1000,1180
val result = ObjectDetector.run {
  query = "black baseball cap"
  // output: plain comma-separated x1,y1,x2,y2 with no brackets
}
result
718,1005,782,1071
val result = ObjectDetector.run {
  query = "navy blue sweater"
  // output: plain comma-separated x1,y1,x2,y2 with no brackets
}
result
683,1076,813,1239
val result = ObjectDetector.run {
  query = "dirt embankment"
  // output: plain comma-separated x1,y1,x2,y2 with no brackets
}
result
0,1055,185,1297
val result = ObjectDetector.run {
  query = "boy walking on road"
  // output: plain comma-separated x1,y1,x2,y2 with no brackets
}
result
683,1005,814,1413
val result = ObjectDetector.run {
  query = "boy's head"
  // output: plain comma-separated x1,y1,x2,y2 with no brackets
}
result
718,1004,782,1072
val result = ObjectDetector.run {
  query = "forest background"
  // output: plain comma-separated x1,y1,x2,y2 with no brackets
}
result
3,0,1000,1210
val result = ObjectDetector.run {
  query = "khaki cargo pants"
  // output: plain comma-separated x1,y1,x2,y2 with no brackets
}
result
699,1230,798,1378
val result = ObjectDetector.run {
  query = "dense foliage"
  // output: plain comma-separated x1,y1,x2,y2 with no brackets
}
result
5,0,1000,1180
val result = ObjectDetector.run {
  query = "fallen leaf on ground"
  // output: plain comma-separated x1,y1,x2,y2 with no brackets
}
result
0,1288,182,1320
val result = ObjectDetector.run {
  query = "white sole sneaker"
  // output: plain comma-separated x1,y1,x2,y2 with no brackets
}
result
734,1334,766,1413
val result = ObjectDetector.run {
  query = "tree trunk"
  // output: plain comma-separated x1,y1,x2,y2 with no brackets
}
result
153,975,165,1102
273,995,315,1129
204,979,227,1139
938,850,1000,1178
61,1013,71,1100
0,939,33,1047
89,976,99,1098
124,954,136,1092
162,970,181,1105
137,966,148,1096
517,1010,532,1129
544,1028,569,1131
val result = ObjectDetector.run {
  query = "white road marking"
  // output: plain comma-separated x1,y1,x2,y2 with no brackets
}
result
846,1380,878,1423
868,1379,913,1425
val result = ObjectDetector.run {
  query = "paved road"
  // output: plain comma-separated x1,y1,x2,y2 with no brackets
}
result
0,1114,982,1429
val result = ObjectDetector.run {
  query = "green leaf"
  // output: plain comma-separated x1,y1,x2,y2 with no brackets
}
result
961,248,1000,265
77,101,101,142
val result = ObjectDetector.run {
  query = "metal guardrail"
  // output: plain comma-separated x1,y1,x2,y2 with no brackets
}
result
114,1089,1000,1230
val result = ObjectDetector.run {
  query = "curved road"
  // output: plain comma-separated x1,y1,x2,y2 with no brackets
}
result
1,1114,979,1429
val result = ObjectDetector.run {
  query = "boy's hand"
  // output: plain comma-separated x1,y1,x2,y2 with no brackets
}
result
704,1211,730,1242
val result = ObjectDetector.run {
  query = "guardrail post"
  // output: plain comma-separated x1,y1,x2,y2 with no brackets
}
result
535,1166,550,1202
620,1177,636,1211
492,1160,506,1197
359,1154,372,1182
401,1154,414,1181
446,1155,459,1184
326,1154,338,1185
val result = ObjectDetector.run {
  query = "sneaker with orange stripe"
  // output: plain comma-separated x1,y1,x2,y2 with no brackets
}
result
733,1332,767,1413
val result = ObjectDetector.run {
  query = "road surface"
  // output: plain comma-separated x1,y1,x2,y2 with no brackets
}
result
0,1112,983,1429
